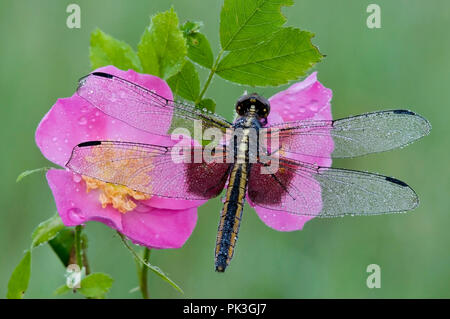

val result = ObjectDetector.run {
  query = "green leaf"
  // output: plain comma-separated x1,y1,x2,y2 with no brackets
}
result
187,33,214,69
31,213,64,248
6,250,31,299
138,8,187,79
90,28,142,72
197,98,216,112
181,21,203,35
16,167,52,183
53,284,71,296
78,273,113,298
181,21,214,69
49,228,75,267
167,60,200,102
220,0,294,51
216,28,323,86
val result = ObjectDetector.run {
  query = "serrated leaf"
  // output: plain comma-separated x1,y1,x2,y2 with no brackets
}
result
31,213,64,248
186,32,214,69
216,28,322,86
90,29,142,71
49,228,75,267
16,167,52,183
220,0,294,51
181,21,214,69
78,273,113,298
6,251,31,299
53,284,71,296
197,98,216,112
167,60,200,102
138,8,187,79
181,21,203,35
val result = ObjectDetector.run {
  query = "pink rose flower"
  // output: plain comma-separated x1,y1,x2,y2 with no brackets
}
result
247,72,334,232
37,66,332,249
36,65,204,249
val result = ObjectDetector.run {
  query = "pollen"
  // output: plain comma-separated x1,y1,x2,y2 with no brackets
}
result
82,176,151,213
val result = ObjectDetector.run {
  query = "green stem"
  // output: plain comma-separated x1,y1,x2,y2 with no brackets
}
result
117,231,184,294
74,225,83,268
196,49,225,104
139,248,151,299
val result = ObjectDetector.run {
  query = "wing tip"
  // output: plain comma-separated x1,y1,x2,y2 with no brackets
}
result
394,109,432,137
393,109,415,115
385,176,420,211
385,176,408,187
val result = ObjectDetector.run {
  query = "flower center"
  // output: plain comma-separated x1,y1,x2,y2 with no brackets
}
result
82,176,151,213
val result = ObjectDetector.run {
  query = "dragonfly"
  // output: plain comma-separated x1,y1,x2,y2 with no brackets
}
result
67,71,431,272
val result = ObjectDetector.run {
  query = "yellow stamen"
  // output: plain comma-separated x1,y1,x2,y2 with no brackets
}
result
82,176,151,213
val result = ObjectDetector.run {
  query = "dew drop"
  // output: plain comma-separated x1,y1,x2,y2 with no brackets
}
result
309,99,319,111
52,137,58,142
72,174,82,183
67,208,85,224
78,117,87,125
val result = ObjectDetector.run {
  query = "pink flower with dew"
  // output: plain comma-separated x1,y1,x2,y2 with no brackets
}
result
247,72,334,231
36,65,204,249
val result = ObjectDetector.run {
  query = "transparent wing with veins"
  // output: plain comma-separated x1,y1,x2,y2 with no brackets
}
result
248,157,418,217
261,110,431,160
66,141,231,200
77,72,233,137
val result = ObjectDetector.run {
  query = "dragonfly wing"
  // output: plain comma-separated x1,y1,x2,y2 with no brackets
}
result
66,141,231,200
77,72,233,136
247,157,418,217
261,110,431,159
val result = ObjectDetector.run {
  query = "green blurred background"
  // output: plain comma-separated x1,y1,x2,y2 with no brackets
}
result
0,0,448,298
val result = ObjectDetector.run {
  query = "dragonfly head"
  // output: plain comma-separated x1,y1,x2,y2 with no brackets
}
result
235,93,270,121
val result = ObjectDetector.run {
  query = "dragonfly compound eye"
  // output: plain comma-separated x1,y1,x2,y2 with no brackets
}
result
235,94,270,118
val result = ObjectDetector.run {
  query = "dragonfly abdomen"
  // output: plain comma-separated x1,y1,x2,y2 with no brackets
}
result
215,163,250,272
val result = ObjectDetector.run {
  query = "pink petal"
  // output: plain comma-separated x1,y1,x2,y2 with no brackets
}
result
121,204,197,249
37,66,202,210
250,72,334,231
46,169,122,229
35,66,173,168
269,71,333,124
46,169,197,249
254,206,315,231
